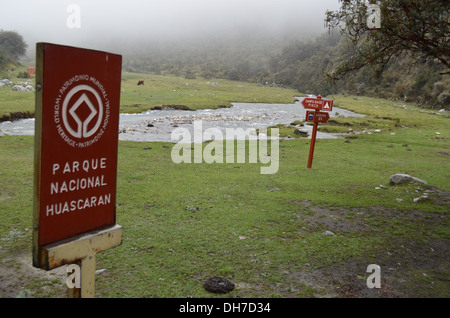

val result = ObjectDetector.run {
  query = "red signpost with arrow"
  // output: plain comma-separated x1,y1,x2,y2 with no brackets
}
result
301,95,333,169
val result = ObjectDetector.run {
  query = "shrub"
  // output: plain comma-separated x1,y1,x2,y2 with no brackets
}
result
16,71,28,79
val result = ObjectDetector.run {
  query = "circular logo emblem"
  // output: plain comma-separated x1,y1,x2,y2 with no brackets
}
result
54,75,110,148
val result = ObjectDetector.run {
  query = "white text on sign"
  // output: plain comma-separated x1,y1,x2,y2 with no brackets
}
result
46,157,112,217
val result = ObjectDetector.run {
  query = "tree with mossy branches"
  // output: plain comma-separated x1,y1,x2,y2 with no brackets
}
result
325,0,449,82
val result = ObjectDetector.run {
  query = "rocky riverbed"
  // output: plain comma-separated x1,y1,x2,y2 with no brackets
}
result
0,79,34,92
0,98,365,141
118,99,364,142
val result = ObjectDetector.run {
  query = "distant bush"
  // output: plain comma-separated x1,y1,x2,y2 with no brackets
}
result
184,71,196,80
437,93,450,108
17,71,28,79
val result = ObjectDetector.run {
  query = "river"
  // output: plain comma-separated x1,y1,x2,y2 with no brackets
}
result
0,97,364,142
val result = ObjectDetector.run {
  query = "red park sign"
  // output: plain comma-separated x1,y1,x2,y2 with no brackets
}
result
301,96,333,111
300,94,334,169
33,43,122,253
305,110,330,123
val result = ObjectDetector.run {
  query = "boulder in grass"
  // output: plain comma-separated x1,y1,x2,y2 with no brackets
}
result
11,82,34,92
0,79,13,87
389,174,428,185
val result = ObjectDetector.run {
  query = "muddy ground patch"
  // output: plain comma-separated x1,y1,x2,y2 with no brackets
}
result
0,253,66,298
292,197,449,298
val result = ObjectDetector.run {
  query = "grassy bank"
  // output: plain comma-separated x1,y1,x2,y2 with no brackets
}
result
0,70,299,119
119,73,299,113
0,91,449,298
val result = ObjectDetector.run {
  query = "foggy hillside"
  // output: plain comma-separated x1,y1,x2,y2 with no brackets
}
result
9,0,335,87
3,1,448,108
3,0,335,56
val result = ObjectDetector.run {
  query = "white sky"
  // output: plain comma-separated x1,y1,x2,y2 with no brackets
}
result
0,0,341,52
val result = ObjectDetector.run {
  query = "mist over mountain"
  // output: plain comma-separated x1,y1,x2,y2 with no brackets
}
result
2,0,336,57
7,0,336,89
2,1,447,108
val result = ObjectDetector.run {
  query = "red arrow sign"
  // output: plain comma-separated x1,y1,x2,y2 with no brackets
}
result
305,110,330,123
302,98,324,110
315,111,330,123
301,96,333,111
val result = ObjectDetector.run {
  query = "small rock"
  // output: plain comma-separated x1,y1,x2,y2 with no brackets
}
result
413,196,429,203
395,198,403,203
324,230,335,236
11,82,34,92
0,79,13,86
294,129,308,136
12,85,27,92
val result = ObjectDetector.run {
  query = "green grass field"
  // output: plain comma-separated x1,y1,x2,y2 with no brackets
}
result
0,71,449,298
0,69,299,119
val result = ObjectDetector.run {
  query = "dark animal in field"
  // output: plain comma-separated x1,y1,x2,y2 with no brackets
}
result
137,80,144,86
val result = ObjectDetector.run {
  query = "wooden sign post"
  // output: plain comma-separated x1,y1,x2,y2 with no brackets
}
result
33,43,123,298
27,66,36,79
302,95,333,169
